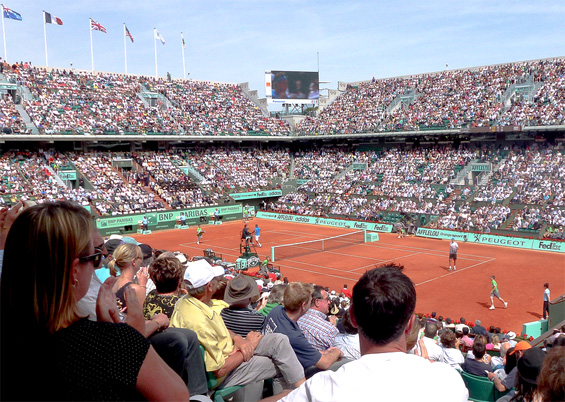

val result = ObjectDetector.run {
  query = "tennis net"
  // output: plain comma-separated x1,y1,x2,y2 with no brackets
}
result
270,230,366,262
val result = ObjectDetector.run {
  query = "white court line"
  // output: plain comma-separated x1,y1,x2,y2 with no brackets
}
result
414,257,496,286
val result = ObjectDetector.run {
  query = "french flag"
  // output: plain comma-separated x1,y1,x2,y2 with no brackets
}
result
44,11,63,25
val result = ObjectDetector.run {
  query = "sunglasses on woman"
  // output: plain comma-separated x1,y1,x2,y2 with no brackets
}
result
79,250,103,266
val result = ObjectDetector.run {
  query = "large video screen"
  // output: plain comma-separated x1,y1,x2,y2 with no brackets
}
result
266,70,319,102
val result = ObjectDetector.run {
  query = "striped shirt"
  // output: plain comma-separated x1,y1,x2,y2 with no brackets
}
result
220,306,266,337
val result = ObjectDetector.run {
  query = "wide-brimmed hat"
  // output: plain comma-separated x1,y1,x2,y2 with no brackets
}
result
224,274,260,304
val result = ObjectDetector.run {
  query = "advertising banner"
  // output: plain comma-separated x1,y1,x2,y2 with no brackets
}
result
230,190,282,200
256,212,393,232
415,228,563,253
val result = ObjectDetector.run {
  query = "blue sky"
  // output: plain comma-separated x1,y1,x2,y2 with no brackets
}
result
3,1,564,107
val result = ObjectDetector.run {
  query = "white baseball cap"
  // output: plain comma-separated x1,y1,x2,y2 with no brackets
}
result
183,259,215,288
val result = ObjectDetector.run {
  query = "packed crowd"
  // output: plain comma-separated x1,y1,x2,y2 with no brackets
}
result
2,62,289,136
1,201,563,401
145,79,291,136
0,58,563,138
296,58,565,135
0,143,563,237
132,151,217,208
185,146,291,193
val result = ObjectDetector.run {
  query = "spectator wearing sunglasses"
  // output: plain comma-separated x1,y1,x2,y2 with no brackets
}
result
76,228,109,320
0,201,189,401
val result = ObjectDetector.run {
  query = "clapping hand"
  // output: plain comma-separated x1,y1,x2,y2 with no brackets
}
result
96,277,121,323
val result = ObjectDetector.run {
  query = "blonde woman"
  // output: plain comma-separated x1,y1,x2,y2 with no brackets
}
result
0,201,189,401
109,243,149,310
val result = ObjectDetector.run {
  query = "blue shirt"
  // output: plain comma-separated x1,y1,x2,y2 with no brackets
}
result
255,227,261,236
265,305,321,369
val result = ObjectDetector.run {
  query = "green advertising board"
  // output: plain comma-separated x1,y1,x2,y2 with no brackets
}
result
471,164,492,172
229,190,282,201
96,204,243,235
59,170,77,180
256,211,393,232
415,227,564,253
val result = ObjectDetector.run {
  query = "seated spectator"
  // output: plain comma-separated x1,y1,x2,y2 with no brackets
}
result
496,347,546,402
471,319,488,337
333,309,361,360
265,282,344,375
257,283,285,317
297,285,340,352
220,274,267,337
488,340,531,395
170,260,305,395
0,201,189,401
143,255,184,320
491,340,512,372
421,321,443,362
108,243,148,309
459,326,474,352
462,335,493,377
439,329,464,369
278,266,468,401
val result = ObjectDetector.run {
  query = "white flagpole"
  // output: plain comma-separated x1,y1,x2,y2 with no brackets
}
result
2,5,7,61
181,32,186,79
43,11,49,67
90,18,94,71
123,24,127,74
154,28,158,78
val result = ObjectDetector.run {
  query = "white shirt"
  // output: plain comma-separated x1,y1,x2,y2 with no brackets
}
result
421,336,443,362
281,352,468,402
333,333,361,360
440,345,465,368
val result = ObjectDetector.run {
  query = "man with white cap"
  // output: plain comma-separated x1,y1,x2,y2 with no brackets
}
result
170,260,305,396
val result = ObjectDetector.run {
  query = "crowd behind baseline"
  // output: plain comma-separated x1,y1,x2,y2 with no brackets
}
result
0,57,564,137
0,200,563,401
0,142,564,238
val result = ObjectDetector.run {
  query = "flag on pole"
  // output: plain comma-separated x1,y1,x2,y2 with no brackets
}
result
154,29,165,45
2,6,22,21
181,34,186,49
125,25,134,43
90,18,106,33
44,11,63,25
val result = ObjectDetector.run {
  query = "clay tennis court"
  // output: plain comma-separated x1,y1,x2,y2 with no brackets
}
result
131,218,565,333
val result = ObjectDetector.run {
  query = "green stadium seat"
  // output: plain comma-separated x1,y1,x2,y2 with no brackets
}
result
200,346,243,402
460,371,496,402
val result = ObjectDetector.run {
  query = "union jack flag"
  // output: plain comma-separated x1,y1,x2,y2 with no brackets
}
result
125,25,134,43
90,18,106,33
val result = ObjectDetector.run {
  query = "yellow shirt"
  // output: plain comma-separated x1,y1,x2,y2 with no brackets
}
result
210,299,229,314
170,295,234,372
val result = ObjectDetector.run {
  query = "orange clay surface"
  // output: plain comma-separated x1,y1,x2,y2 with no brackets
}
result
131,218,565,333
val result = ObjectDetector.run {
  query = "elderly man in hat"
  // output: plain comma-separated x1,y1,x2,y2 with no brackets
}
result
170,260,305,396
220,274,266,337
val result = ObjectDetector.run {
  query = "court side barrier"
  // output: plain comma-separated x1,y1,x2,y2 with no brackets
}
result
96,204,243,236
415,228,565,253
256,211,393,232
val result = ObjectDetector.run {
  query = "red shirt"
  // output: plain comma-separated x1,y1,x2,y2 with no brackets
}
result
341,288,352,298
